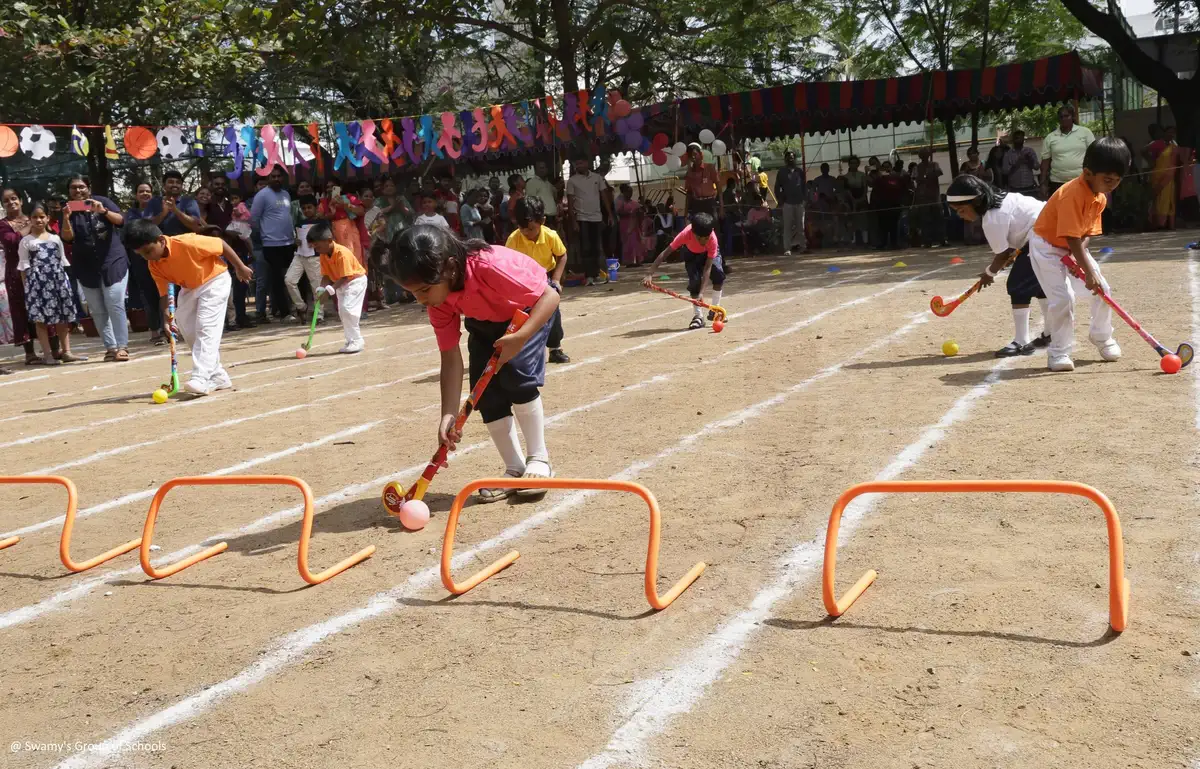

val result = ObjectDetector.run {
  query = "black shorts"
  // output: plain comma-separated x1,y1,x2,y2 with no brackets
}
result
465,314,550,423
1006,247,1046,305
684,249,725,296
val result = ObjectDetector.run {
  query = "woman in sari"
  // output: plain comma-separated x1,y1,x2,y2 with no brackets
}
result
1,187,36,365
320,180,367,266
616,184,644,266
1148,125,1179,230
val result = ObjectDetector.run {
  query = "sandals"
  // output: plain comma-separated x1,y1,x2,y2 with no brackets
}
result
59,352,89,363
115,348,129,362
151,334,166,346
688,316,705,330
515,458,553,498
24,355,47,366
103,349,118,362
476,469,525,504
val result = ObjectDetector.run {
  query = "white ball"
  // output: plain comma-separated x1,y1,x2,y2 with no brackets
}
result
156,126,189,159
711,139,727,156
699,129,716,145
671,142,687,157
665,154,682,171
19,125,56,160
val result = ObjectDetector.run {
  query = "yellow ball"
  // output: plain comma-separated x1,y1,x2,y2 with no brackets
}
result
152,388,169,404
942,340,959,357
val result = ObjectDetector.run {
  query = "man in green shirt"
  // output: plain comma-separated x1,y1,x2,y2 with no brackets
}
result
1040,106,1095,198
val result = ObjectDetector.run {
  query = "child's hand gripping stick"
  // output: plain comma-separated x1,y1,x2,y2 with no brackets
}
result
382,309,530,515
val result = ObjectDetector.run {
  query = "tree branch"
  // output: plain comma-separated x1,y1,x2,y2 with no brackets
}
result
395,9,557,56
870,0,929,72
1058,0,1182,95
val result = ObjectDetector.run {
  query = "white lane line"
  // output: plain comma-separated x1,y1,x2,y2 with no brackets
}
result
0,374,49,389
3,267,915,633
576,356,1018,769
49,313,934,769
1187,250,1200,769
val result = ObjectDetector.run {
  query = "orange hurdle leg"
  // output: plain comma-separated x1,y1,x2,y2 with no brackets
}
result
1,475,141,572
822,480,1130,633
441,478,706,610
140,475,375,585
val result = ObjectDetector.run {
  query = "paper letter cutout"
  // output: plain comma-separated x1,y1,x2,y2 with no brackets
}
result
470,109,489,153
257,124,285,175
437,112,462,159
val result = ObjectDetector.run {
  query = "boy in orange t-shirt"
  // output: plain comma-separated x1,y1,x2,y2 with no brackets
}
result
1028,137,1130,372
125,220,254,395
308,222,368,353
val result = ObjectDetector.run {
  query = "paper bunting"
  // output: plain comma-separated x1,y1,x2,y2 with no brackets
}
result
257,125,286,175
359,119,385,165
103,126,119,160
19,125,56,160
589,85,610,134
157,126,188,159
307,123,325,176
380,119,400,166
418,115,441,160
0,126,18,158
504,104,532,148
239,125,261,170
282,124,309,168
191,125,205,157
400,118,419,165
332,122,366,171
437,112,462,160
223,126,244,180
70,125,89,157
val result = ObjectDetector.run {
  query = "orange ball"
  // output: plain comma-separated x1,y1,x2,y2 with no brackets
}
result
712,320,725,333
1161,353,1182,374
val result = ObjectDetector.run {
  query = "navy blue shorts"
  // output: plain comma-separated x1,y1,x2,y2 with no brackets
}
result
1006,246,1045,305
465,315,550,423
684,248,725,296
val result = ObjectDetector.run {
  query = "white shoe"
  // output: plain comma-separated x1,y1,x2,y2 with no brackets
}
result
183,379,211,396
209,371,233,391
1095,338,1121,362
783,250,792,256
339,341,364,354
516,458,553,498
1048,354,1075,372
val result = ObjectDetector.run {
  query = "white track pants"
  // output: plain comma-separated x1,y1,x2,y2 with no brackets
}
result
285,255,324,318
1028,234,1114,360
336,275,367,347
177,271,231,386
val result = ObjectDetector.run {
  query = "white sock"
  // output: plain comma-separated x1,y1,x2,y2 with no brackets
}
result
1013,307,1031,346
512,396,549,464
1037,297,1049,335
485,416,526,475
693,303,703,318
710,288,723,308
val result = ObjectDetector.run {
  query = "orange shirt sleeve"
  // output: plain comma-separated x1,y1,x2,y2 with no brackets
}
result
321,243,367,281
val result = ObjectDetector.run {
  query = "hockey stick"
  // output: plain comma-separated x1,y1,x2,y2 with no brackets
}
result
930,253,1017,317
645,281,727,322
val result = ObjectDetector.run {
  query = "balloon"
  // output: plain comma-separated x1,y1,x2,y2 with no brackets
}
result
652,150,668,166
703,149,714,163
711,139,727,156
699,128,716,144
624,131,641,149
612,100,632,119
665,154,682,171
123,126,158,160
640,137,652,154
652,133,669,150
625,112,644,131
671,142,687,157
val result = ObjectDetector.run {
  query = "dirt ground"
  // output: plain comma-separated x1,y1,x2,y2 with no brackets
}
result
0,234,1197,769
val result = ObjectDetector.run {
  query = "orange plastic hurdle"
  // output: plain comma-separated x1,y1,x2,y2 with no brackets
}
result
1,475,142,572
822,480,1130,632
441,478,706,610
139,475,375,585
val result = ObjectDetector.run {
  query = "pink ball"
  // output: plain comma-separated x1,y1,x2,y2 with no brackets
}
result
295,348,307,359
399,499,430,531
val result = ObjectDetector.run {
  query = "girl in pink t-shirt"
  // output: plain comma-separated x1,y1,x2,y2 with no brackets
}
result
388,224,561,502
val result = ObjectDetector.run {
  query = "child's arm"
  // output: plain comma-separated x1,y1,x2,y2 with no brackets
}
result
979,249,1014,288
1065,236,1103,294
438,346,466,450
221,239,255,283
698,256,714,301
551,251,568,285
642,246,675,285
495,286,560,367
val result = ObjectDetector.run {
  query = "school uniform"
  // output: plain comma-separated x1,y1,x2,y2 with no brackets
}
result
1027,176,1116,367
982,193,1046,305
148,234,233,393
506,225,567,351
672,225,725,296
428,246,550,424
285,220,325,320
320,242,367,353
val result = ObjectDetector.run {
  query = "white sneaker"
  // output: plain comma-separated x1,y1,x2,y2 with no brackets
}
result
1048,354,1075,372
183,379,211,396
209,371,233,391
783,250,792,256
339,341,364,354
1095,338,1122,362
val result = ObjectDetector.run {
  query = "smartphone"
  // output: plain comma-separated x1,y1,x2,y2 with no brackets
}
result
66,200,89,213
330,186,342,199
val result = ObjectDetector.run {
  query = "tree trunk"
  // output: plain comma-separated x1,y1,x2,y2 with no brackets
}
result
83,126,112,197
973,0,990,147
549,0,578,91
943,117,960,177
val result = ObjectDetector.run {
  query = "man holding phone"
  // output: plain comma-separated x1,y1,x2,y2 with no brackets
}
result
61,174,130,361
